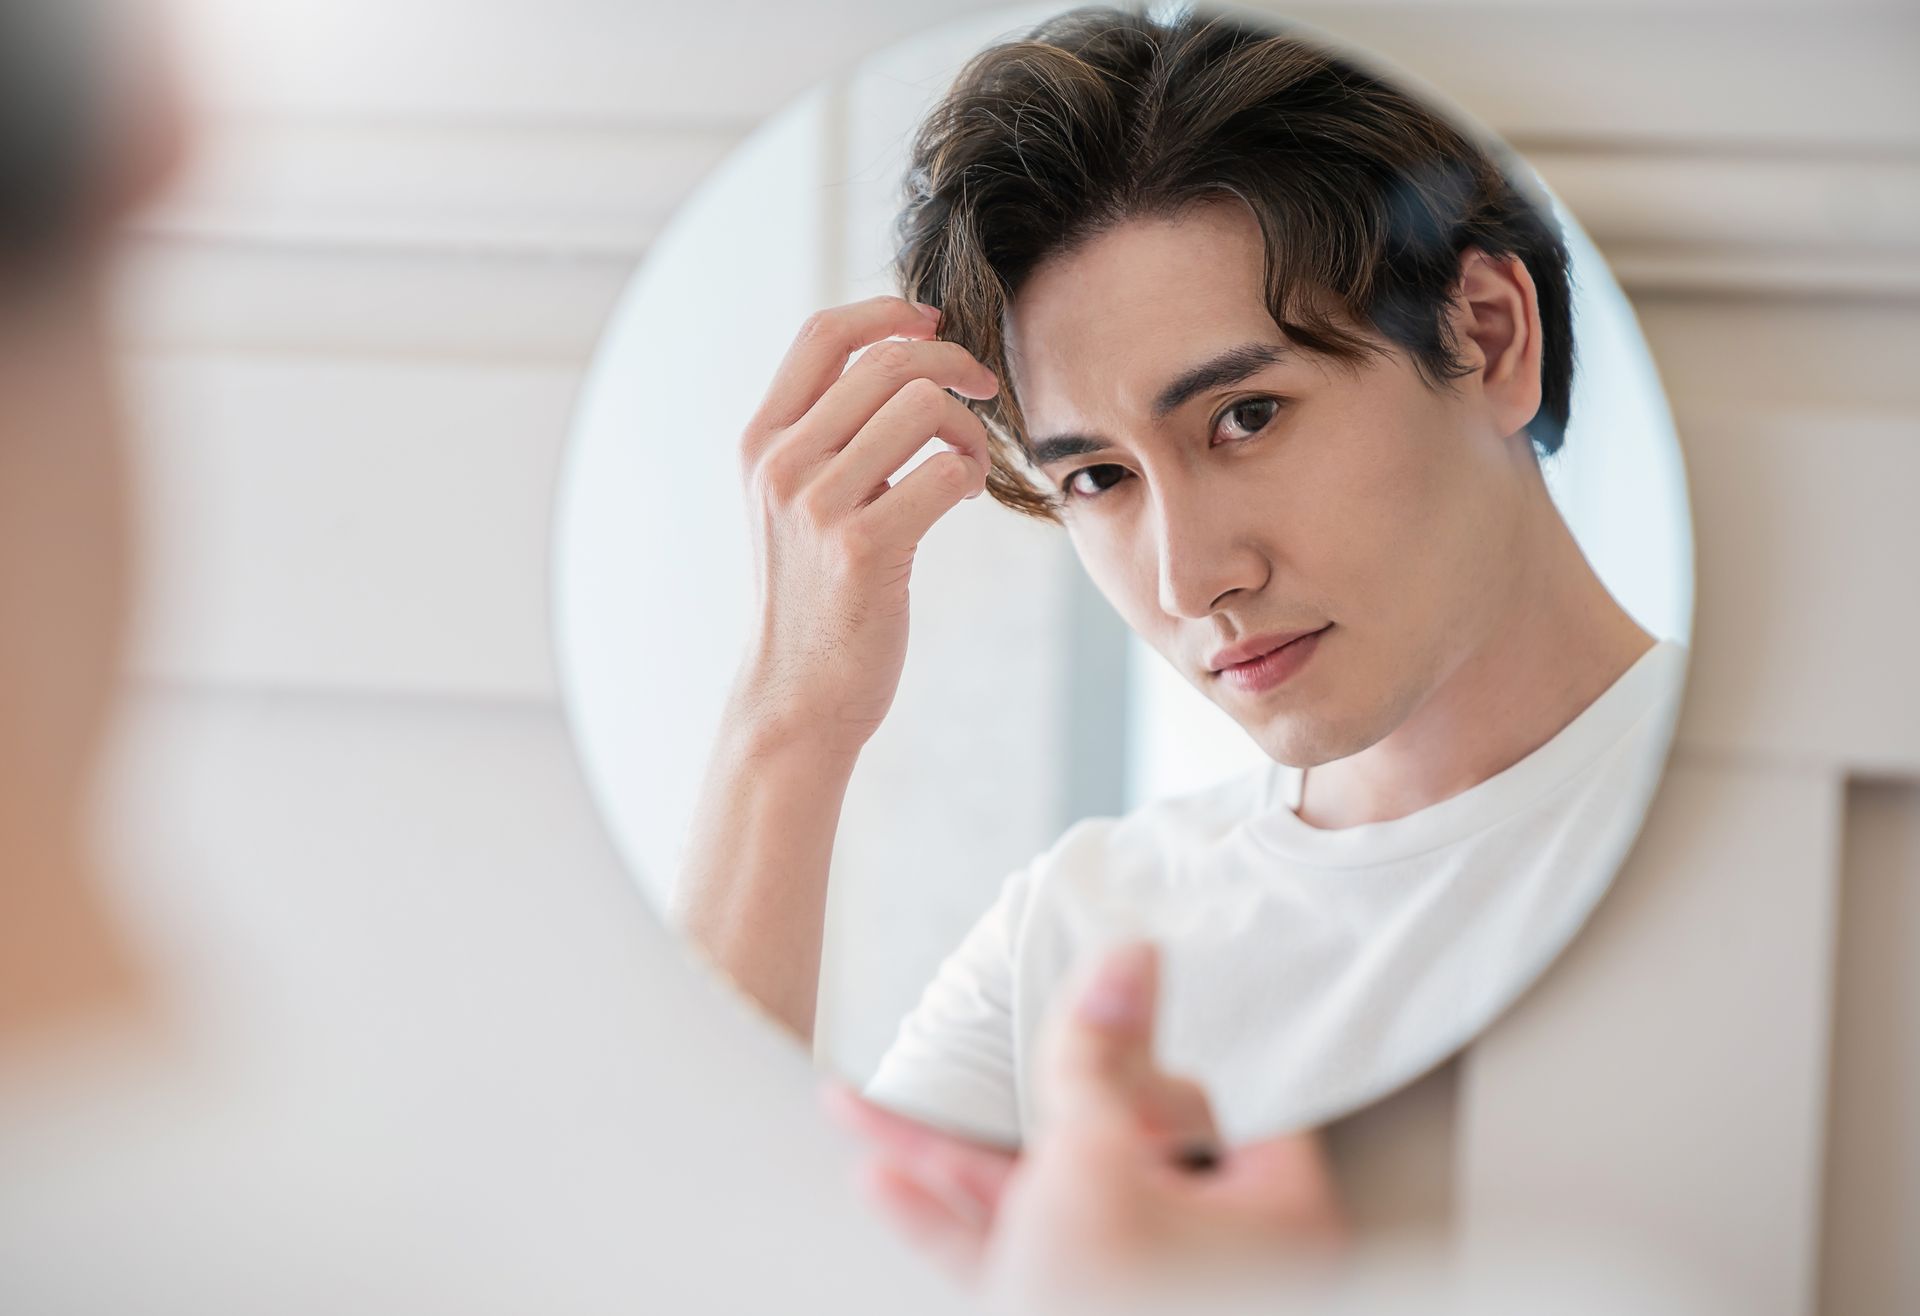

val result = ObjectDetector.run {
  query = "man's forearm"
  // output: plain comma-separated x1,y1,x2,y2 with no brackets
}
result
671,697,860,1044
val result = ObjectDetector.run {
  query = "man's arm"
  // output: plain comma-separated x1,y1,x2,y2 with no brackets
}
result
672,293,1000,1042
671,677,860,1043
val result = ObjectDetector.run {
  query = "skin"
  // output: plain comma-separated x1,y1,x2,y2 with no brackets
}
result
2,12,1631,1307
682,195,1650,1029
0,0,188,1049
0,318,1333,1310
682,193,1652,1274
677,296,997,1038
0,269,144,1044
826,941,1348,1306
1007,195,1654,829
1,54,1343,1312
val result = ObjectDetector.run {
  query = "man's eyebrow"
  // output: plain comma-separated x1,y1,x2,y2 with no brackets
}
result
1027,341,1296,468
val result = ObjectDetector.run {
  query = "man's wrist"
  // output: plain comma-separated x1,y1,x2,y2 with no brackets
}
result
723,671,868,770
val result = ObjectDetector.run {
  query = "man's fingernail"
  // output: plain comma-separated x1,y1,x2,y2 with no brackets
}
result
1076,942,1155,1028
914,301,942,321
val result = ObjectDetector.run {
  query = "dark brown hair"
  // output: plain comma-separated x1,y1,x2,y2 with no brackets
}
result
891,3,1576,523
0,0,101,262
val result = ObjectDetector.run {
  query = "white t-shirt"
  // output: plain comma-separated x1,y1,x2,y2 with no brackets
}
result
865,638,1690,1146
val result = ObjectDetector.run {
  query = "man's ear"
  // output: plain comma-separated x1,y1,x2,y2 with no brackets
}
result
1447,248,1544,443
78,0,193,239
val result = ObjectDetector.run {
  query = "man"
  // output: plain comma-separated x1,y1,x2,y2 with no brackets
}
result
678,0,1686,1247
0,2,1360,1310
0,0,182,1045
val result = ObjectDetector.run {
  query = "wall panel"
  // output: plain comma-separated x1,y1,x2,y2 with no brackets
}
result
1819,780,1920,1316
91,3,1920,1310
1460,754,1844,1316
125,354,577,697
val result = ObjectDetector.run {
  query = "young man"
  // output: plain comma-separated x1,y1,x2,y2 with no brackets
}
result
682,3,1686,1160
0,5,1350,1300
0,2,1361,1308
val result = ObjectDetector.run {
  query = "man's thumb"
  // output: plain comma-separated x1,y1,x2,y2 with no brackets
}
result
1040,939,1160,1121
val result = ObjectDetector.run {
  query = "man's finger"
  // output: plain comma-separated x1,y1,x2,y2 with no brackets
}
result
821,1082,1016,1215
857,1157,992,1280
1136,1074,1222,1154
746,296,942,444
1199,1130,1350,1247
1034,940,1162,1130
1037,941,1228,1164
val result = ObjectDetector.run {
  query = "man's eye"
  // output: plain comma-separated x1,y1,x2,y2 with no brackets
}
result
1216,396,1283,443
1057,398,1286,506
1062,464,1128,501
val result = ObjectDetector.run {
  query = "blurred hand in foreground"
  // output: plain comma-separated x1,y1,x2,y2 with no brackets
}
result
826,940,1349,1311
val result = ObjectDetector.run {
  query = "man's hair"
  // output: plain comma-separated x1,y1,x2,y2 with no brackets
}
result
0,0,114,266
891,3,1577,523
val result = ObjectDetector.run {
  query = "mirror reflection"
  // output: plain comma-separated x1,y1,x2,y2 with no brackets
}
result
554,2,1693,1148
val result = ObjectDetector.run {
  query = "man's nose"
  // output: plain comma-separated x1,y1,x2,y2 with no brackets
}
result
1153,484,1265,620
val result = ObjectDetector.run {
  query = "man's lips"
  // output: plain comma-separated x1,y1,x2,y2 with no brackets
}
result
1206,625,1330,673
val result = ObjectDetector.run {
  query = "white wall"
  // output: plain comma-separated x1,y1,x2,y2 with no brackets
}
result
108,2,1920,1312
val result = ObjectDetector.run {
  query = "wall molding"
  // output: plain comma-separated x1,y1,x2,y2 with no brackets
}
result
132,119,1920,305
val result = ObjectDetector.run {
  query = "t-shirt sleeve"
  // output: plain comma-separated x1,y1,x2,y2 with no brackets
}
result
859,863,1037,1146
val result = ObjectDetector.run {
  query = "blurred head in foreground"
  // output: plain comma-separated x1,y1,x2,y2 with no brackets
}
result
0,0,185,1044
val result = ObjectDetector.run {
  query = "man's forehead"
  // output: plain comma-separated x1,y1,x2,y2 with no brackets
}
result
1004,292,1293,422
1011,249,1263,345
1009,287,1266,346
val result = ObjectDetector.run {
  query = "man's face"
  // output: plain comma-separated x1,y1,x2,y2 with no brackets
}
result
1003,197,1535,767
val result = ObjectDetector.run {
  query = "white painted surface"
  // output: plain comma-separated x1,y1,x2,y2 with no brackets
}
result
1821,781,1920,1316
126,353,572,698
87,688,965,1315
1459,756,1844,1316
94,0,1920,1309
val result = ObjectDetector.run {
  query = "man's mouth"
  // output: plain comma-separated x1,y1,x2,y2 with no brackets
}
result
1206,624,1331,673
1206,624,1332,694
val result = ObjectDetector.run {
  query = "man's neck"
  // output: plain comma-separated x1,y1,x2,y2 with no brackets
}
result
1295,495,1656,831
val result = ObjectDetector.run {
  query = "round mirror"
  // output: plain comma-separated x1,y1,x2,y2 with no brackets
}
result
553,2,1693,1147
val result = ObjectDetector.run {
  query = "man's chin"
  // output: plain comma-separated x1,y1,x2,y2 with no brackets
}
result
1249,709,1383,771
